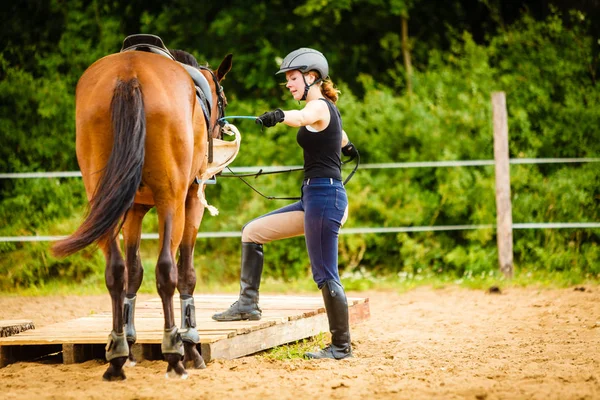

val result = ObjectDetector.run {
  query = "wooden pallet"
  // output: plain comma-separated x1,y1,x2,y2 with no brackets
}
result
0,294,370,367
1,320,35,338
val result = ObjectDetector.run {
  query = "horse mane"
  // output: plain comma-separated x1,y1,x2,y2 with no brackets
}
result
169,49,208,69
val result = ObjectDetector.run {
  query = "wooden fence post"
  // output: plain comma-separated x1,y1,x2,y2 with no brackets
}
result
491,92,514,278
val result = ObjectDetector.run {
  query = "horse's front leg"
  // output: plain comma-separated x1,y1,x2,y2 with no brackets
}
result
102,237,129,381
122,204,151,366
156,209,187,378
177,184,206,369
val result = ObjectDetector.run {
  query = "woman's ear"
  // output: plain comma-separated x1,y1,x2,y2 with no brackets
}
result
305,73,316,85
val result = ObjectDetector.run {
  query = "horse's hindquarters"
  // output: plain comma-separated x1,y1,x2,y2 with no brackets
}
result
76,51,202,204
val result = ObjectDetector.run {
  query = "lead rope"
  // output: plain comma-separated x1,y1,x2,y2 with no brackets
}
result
224,166,303,201
216,116,360,200
342,151,360,186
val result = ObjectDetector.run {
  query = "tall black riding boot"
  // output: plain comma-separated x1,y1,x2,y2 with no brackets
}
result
305,280,353,360
212,242,263,321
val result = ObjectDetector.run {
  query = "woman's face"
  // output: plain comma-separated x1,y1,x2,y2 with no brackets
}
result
285,70,314,101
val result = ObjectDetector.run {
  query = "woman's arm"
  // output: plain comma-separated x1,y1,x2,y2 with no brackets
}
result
341,130,358,159
341,130,349,147
281,100,329,128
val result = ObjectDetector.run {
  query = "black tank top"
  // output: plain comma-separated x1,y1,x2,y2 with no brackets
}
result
296,98,343,180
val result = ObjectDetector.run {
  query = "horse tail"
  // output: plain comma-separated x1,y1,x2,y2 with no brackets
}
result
52,78,146,257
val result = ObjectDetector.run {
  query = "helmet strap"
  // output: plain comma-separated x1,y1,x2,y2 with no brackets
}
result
300,74,322,101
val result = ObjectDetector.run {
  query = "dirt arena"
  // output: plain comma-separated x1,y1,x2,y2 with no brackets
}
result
1,285,598,399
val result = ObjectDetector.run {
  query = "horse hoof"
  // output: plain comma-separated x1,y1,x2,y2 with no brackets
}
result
127,340,137,367
194,358,207,369
183,343,206,369
127,352,137,367
185,357,206,369
164,353,187,379
165,363,188,379
102,367,126,381
103,371,126,381
102,356,127,381
126,355,137,367
165,370,189,380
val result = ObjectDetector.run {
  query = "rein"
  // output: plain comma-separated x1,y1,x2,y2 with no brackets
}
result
217,116,359,200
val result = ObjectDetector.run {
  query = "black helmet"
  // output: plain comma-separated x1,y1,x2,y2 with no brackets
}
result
276,48,329,79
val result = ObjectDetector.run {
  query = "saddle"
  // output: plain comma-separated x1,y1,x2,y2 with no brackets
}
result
120,34,214,119
121,34,174,59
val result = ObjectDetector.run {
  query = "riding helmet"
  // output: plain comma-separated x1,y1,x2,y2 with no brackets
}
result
276,48,329,79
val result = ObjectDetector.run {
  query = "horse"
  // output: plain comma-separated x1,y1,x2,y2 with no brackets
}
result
52,36,232,380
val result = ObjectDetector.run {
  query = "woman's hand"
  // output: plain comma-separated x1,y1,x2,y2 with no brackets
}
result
255,109,285,127
342,142,358,160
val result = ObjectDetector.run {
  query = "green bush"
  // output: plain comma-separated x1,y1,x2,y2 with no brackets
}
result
0,8,598,290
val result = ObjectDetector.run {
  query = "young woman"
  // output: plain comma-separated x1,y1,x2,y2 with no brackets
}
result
212,48,358,360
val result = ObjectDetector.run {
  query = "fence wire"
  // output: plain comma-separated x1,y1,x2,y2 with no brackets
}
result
1,158,598,242
1,158,599,179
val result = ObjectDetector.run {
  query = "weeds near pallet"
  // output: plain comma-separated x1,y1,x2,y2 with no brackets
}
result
259,332,329,360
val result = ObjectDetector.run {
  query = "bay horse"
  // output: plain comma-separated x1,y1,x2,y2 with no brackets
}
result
52,36,232,380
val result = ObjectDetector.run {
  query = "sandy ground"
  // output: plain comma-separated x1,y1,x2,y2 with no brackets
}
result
0,286,599,400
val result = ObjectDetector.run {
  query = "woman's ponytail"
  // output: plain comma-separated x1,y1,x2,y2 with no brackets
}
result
307,71,340,103
321,78,340,104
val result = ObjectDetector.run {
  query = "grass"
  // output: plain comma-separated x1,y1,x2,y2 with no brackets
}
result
258,332,330,361
339,266,599,292
2,265,597,297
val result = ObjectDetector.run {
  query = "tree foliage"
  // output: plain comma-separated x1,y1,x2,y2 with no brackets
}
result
0,0,598,289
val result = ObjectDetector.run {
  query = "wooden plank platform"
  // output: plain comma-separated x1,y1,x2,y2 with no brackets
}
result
0,294,369,367
1,320,35,338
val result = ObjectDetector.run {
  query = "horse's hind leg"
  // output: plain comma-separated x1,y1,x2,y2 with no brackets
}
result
122,204,152,366
155,204,187,378
102,237,129,381
178,185,206,369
